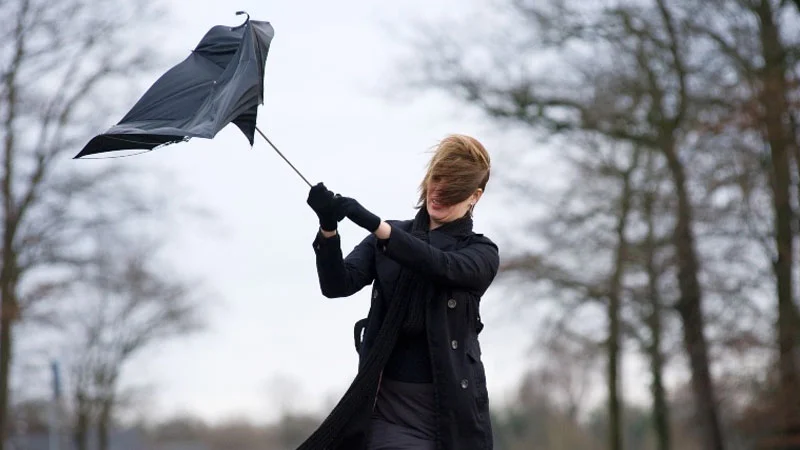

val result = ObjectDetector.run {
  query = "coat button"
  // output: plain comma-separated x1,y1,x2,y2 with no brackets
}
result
451,340,458,350
460,379,469,389
372,290,378,299
447,299,457,309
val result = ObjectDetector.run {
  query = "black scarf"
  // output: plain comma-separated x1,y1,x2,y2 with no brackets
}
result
297,208,473,450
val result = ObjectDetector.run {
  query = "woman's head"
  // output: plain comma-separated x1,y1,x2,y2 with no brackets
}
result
418,134,491,227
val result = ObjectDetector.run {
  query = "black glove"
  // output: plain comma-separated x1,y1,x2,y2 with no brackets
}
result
338,196,382,233
307,182,343,231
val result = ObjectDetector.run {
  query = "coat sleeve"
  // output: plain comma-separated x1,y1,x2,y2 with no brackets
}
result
312,230,376,298
379,225,499,292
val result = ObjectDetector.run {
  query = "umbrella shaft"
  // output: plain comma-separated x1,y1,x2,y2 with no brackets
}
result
255,127,312,188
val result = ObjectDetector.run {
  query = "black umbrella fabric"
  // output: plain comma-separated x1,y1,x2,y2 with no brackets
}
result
75,13,274,159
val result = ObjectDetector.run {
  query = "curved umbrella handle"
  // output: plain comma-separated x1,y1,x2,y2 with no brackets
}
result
232,11,250,29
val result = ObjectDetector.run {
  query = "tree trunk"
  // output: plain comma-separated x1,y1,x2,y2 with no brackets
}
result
644,153,671,450
608,256,623,450
0,277,12,450
97,372,118,450
73,392,89,450
0,310,10,450
607,151,639,450
0,77,15,450
662,141,725,450
755,1,800,446
0,2,28,447
98,395,112,450
0,210,17,450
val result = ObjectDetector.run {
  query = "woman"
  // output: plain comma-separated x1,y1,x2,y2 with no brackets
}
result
299,134,499,450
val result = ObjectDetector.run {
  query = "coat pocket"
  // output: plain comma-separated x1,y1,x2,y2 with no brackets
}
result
466,339,489,413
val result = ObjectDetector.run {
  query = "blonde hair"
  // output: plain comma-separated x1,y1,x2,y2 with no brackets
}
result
417,134,491,208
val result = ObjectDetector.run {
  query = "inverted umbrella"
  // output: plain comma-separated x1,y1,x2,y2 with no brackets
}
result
75,12,311,186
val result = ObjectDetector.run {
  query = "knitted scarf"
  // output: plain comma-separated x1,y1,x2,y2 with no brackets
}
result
297,208,472,450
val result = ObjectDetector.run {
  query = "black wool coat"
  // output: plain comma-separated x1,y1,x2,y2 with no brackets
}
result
312,217,500,450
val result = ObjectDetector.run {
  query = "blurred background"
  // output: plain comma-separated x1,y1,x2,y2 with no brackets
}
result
2,0,800,449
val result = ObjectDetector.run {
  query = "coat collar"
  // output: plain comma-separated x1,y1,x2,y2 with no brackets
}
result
413,206,474,238
393,211,474,251
430,214,474,238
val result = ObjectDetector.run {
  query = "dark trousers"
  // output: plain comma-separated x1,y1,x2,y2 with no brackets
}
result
367,417,436,450
367,378,437,450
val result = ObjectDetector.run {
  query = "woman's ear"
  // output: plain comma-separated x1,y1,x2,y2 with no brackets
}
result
471,188,484,205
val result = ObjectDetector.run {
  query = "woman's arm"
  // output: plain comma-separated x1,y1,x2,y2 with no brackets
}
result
341,200,499,292
313,229,376,298
376,223,498,292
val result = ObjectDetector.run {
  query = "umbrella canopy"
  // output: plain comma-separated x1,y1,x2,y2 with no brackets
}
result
75,13,275,158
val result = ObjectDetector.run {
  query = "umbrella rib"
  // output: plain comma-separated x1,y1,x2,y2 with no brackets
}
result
255,126,313,187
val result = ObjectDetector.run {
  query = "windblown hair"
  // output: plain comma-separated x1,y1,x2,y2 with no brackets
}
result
417,134,491,208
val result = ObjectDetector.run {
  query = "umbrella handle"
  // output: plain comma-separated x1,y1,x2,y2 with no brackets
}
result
255,127,313,188
232,11,250,30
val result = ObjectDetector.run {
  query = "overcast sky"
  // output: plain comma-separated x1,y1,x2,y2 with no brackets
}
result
38,0,647,426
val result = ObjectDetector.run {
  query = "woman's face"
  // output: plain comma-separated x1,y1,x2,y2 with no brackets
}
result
426,181,482,227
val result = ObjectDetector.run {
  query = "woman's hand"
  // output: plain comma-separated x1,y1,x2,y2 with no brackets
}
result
306,182,343,233
338,196,390,238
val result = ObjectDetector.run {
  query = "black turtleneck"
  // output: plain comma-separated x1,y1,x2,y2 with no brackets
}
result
383,327,433,383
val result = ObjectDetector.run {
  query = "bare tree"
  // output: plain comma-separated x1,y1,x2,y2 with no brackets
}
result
63,233,203,450
678,0,800,445
500,138,648,449
0,0,171,446
742,1,797,444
